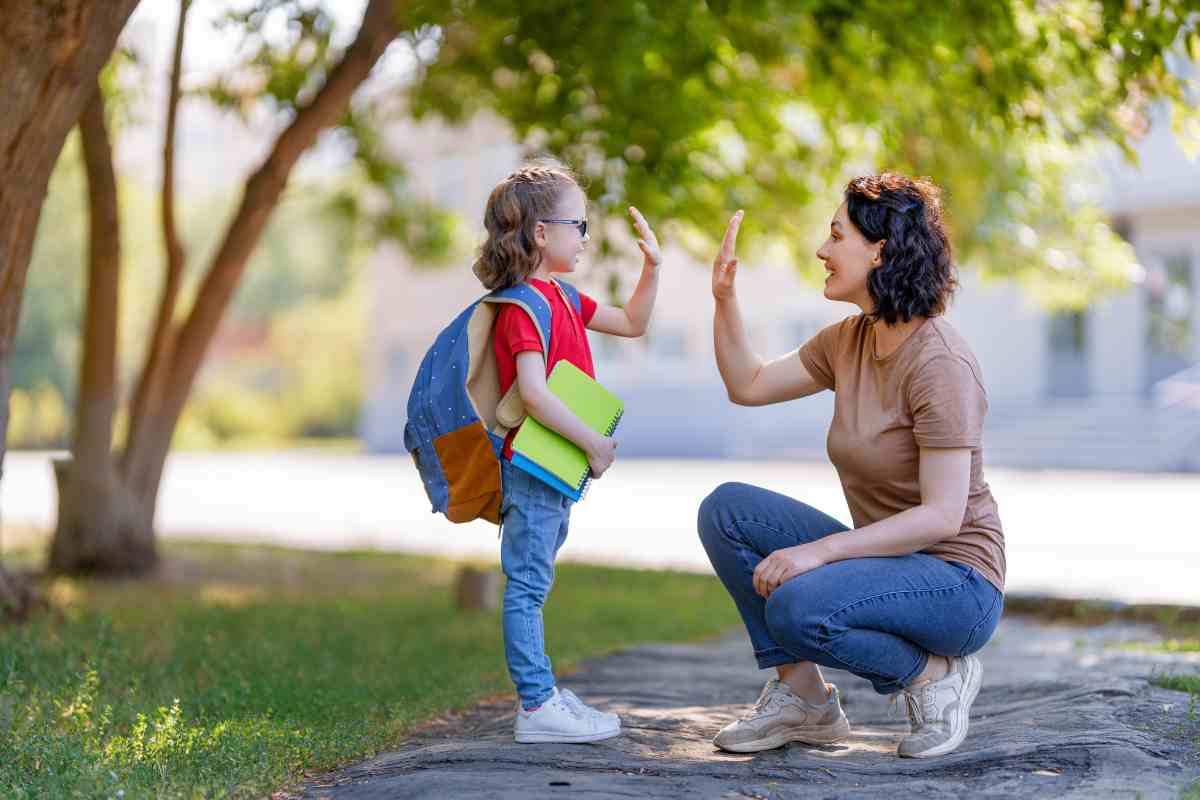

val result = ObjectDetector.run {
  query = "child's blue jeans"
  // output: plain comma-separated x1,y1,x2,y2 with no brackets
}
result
697,481,1003,694
499,458,573,710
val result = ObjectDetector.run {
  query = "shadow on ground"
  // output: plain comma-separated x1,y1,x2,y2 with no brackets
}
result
292,617,1200,799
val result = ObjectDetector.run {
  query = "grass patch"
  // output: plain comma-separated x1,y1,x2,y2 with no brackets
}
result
1153,674,1200,696
0,541,739,798
1119,639,1200,655
1003,595,1200,657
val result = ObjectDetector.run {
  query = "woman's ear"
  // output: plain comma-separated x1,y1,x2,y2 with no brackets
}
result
533,221,547,248
872,240,887,266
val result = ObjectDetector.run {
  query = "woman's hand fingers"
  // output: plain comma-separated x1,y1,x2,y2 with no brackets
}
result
715,209,744,267
754,554,777,597
629,206,649,234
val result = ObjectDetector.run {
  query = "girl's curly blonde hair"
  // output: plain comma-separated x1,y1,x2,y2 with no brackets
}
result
473,164,580,290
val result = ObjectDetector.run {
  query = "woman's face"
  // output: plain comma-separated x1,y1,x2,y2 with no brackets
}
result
535,185,589,274
815,201,884,307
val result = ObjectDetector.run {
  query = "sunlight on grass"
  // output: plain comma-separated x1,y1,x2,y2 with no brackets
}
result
0,541,739,799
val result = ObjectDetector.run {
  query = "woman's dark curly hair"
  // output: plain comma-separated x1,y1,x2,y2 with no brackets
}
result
474,163,579,290
844,173,957,325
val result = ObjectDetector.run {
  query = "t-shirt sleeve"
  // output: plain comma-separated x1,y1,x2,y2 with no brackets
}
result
909,355,987,448
579,291,598,326
493,305,544,359
798,320,842,391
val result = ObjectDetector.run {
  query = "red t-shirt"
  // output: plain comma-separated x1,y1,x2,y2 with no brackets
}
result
493,278,598,459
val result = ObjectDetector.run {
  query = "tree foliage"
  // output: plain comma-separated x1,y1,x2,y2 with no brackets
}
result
411,0,1199,305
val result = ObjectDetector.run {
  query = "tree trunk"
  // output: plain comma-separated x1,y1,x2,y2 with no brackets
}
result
0,0,140,602
48,83,151,574
51,459,156,574
0,0,141,361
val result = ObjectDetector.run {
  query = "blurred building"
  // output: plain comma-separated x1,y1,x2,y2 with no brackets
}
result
363,112,1200,472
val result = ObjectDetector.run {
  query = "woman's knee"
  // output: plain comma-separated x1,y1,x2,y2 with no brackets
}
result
698,481,747,542
697,481,767,540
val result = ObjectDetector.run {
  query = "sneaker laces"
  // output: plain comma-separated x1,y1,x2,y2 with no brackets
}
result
558,688,600,719
744,680,788,719
890,683,936,729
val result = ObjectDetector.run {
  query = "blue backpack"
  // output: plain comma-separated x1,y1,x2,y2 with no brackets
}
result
403,280,583,525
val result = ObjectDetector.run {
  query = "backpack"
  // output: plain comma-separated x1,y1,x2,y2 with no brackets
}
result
403,280,583,525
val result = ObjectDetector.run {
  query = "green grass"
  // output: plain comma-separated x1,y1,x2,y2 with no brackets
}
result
1120,639,1200,654
0,541,740,798
1154,674,1200,696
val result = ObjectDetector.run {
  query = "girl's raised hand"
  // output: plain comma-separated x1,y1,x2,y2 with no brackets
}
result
629,206,662,268
712,210,744,301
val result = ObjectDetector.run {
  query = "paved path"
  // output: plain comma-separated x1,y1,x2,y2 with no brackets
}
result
291,617,1200,799
3,451,1199,605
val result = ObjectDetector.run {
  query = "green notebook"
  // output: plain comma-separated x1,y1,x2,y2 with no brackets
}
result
509,360,624,501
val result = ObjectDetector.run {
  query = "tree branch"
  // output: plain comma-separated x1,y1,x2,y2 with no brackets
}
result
121,0,191,474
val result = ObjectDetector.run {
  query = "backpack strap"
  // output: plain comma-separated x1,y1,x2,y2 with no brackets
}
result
484,283,553,353
483,283,555,432
554,279,584,317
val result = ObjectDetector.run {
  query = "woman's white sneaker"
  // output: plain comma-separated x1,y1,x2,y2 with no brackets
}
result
896,654,983,758
514,687,621,744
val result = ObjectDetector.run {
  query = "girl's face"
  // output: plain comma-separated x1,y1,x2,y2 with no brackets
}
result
534,185,589,274
815,201,884,308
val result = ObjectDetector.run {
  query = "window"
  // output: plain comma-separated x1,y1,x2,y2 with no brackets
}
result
1046,310,1090,397
1145,252,1195,387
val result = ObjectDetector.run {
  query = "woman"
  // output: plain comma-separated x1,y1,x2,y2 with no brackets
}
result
698,174,1005,759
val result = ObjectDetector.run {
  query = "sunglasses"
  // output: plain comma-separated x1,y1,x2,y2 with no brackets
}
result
540,218,588,238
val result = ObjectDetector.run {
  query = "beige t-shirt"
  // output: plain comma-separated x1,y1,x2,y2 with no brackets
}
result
799,314,1005,592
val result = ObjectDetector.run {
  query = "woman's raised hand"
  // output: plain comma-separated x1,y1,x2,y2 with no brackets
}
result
712,210,744,301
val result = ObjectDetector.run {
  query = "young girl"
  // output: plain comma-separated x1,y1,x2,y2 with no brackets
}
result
476,164,662,743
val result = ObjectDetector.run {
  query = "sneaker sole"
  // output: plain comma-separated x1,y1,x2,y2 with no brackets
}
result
898,656,983,759
515,725,621,744
714,716,852,753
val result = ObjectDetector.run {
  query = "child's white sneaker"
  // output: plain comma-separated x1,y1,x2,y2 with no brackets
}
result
558,688,621,728
514,687,621,743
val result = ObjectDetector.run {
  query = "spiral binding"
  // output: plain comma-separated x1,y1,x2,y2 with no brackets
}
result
577,408,625,498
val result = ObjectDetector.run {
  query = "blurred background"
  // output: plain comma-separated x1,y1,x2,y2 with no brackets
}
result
4,3,1200,795
3,0,1198,603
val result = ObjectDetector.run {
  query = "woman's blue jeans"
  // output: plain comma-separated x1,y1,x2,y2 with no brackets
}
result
499,458,572,710
697,481,1003,694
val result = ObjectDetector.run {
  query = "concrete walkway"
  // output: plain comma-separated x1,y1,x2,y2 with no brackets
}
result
291,617,1200,799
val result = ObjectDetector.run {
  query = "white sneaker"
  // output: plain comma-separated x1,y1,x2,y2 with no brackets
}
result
559,688,620,728
896,654,983,758
514,687,621,743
